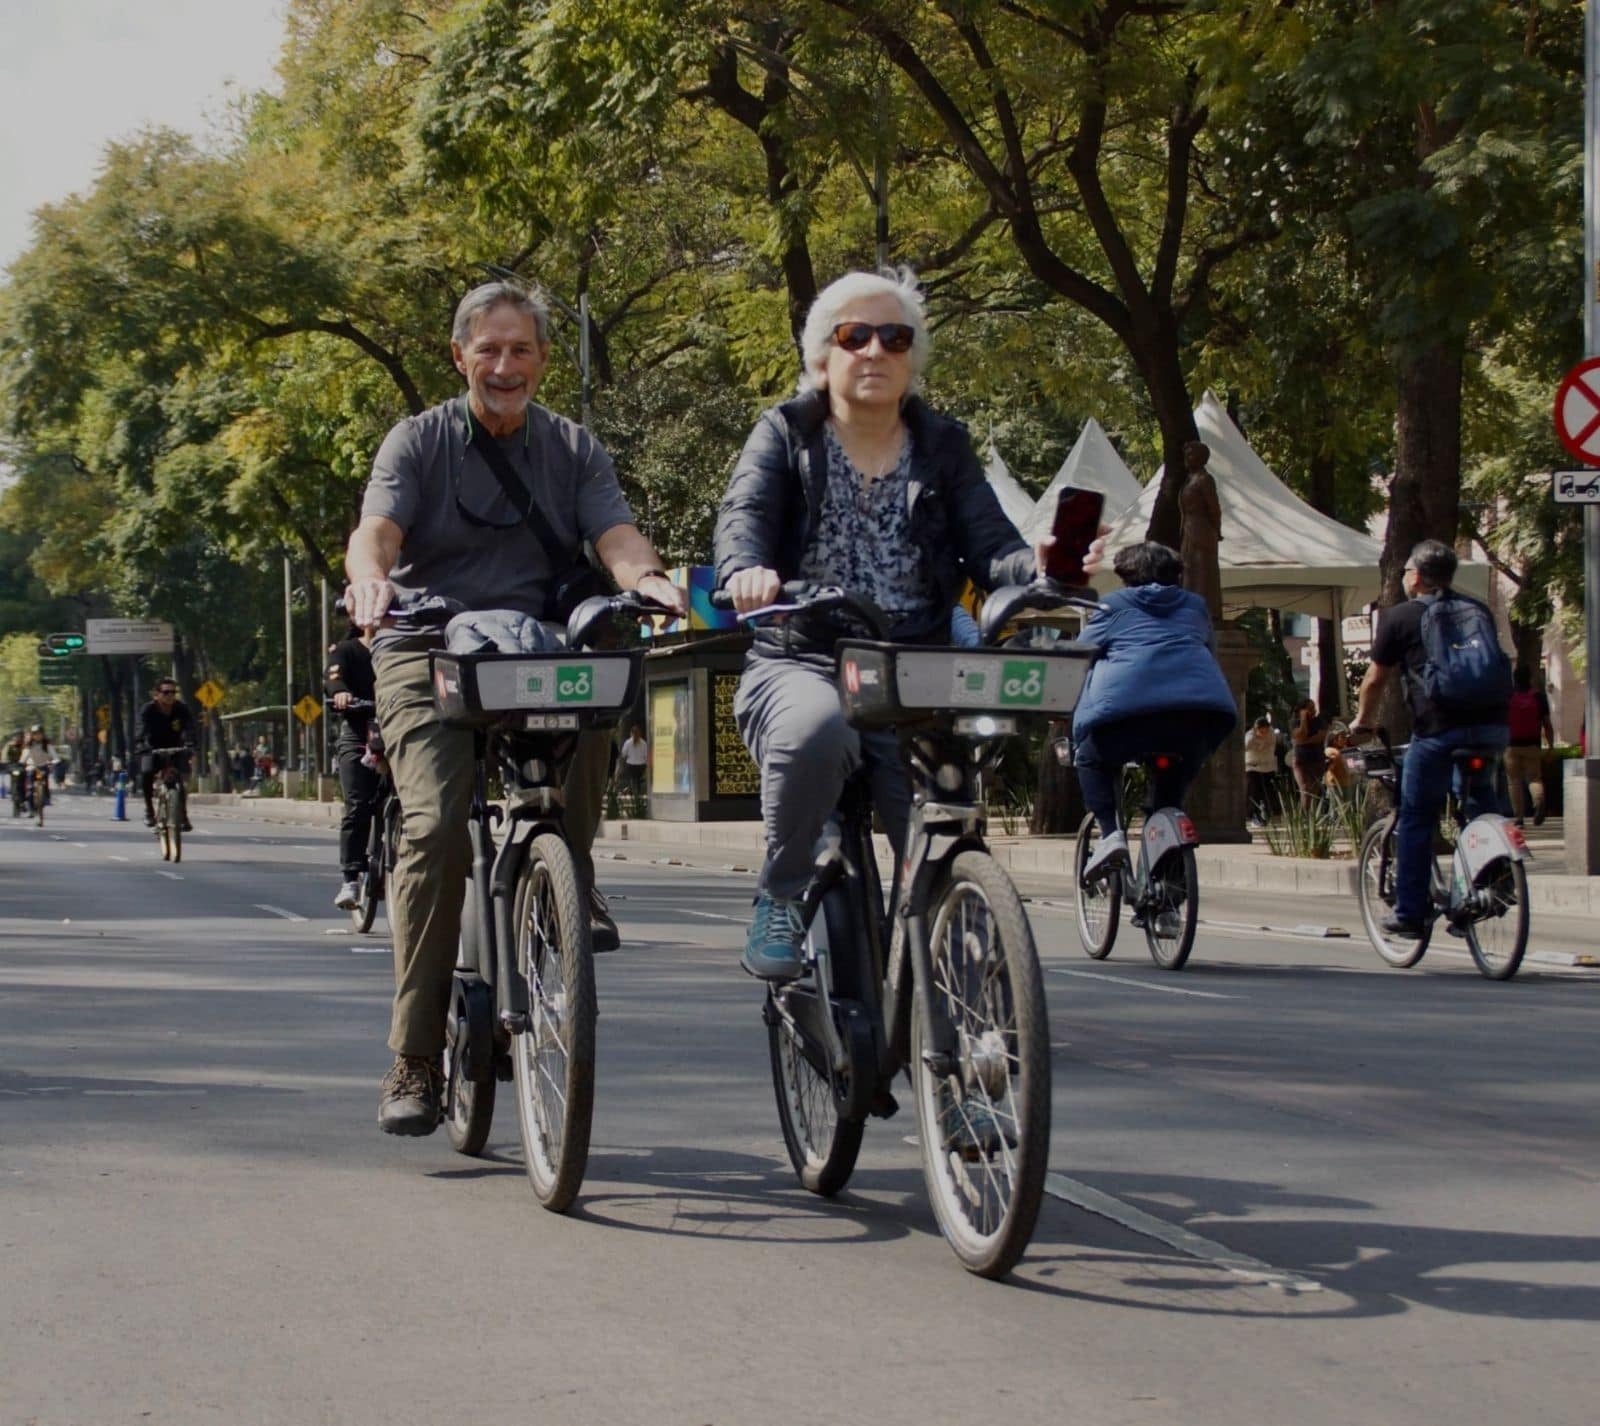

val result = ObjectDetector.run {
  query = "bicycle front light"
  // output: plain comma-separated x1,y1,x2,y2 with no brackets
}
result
954,715,1016,739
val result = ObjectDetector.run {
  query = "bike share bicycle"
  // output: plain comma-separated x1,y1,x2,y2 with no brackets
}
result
148,747,189,861
1073,749,1202,971
716,580,1094,1278
1348,727,1532,980
421,589,675,1211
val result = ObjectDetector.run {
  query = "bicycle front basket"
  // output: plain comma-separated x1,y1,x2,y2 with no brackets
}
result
837,640,1097,729
430,650,641,728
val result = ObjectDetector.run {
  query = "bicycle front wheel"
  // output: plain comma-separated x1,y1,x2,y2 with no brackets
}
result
1073,813,1120,959
768,885,866,1195
444,988,496,1157
1463,857,1529,981
912,851,1050,1279
1357,819,1430,968
1142,846,1197,970
510,832,596,1212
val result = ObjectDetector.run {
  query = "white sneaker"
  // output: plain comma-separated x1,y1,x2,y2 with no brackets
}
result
334,880,360,910
1082,830,1128,882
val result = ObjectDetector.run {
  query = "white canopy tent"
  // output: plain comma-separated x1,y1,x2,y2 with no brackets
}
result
1020,419,1144,543
984,444,1039,535
1094,391,1487,617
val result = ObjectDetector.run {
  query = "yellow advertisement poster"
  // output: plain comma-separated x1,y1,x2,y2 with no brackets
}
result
649,681,694,797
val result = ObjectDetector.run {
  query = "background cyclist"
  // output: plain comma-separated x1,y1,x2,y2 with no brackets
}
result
324,619,380,912
1352,539,1511,939
138,681,195,830
1072,541,1236,879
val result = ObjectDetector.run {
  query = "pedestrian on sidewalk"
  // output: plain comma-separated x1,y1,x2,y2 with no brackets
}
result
1290,699,1326,811
1244,715,1277,827
1504,665,1554,827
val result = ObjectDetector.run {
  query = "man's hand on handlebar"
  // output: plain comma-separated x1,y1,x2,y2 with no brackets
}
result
727,566,782,614
634,571,689,618
347,577,397,631
332,692,353,711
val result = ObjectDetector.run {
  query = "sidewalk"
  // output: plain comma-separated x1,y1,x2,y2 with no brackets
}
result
189,793,1600,917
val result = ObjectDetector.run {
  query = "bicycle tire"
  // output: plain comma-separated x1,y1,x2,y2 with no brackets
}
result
1357,818,1430,968
444,998,495,1156
767,886,866,1196
912,851,1050,1279
1463,856,1529,981
351,809,384,933
169,784,184,864
510,832,595,1212
1143,845,1197,970
1073,813,1120,959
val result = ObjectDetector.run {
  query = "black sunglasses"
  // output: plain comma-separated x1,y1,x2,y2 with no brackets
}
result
157,687,176,696
832,321,915,354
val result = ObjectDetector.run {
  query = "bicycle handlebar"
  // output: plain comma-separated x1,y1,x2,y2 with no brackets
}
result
709,582,892,640
565,588,686,652
978,579,1099,646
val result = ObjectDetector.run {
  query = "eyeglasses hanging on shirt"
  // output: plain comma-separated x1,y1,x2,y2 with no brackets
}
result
453,402,535,531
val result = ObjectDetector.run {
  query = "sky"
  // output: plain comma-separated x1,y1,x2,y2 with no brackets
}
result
0,1,289,269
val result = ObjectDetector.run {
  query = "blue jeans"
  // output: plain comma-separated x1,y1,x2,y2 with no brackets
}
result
1394,723,1508,923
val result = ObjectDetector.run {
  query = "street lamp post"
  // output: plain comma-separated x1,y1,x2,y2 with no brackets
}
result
1576,0,1600,874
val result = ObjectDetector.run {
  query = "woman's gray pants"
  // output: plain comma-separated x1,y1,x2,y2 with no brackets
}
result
733,654,910,900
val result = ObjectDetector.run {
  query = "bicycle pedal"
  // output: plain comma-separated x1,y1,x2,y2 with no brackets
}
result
869,1088,899,1120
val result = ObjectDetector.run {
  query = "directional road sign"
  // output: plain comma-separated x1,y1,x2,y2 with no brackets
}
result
85,618,175,655
194,680,224,710
293,694,323,725
46,633,86,653
1554,469,1600,504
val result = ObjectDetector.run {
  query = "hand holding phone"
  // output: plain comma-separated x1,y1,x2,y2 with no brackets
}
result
1042,485,1105,584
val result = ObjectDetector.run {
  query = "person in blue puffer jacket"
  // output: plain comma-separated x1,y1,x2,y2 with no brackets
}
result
1073,540,1237,876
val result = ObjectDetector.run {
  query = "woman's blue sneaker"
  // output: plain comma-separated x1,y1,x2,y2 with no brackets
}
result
740,894,805,981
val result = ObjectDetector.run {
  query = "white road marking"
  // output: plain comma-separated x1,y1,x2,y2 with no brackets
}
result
254,904,308,922
1048,968,1234,1000
71,842,87,848
107,855,130,863
680,909,744,923
83,1089,205,1098
155,871,183,881
351,946,392,955
1043,1171,1321,1293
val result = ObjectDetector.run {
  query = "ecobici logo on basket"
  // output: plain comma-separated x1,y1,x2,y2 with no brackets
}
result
556,665,594,702
999,660,1046,706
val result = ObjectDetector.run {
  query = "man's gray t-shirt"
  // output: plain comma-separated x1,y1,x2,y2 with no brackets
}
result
361,397,633,642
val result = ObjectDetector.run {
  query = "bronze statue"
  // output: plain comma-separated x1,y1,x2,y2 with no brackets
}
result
1179,440,1223,620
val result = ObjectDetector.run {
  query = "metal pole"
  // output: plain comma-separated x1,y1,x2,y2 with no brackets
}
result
319,576,330,778
283,557,294,791
578,291,592,428
1576,0,1600,873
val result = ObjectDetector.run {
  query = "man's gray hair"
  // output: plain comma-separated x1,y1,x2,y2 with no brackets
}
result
797,267,931,395
452,281,550,347
1407,538,1457,589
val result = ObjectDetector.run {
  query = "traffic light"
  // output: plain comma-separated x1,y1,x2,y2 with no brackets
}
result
44,632,86,654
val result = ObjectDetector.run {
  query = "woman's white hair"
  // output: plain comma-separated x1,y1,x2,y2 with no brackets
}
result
797,267,930,395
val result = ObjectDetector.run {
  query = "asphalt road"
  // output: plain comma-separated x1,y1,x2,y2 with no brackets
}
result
4,794,1598,1426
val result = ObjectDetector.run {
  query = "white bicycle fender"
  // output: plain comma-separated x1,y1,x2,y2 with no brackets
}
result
1143,807,1199,863
1456,814,1531,882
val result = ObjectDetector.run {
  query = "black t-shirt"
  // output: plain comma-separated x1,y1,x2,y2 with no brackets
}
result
1369,591,1498,736
323,638,376,737
140,699,196,750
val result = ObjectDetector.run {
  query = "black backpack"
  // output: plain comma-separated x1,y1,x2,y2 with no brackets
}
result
1416,591,1512,717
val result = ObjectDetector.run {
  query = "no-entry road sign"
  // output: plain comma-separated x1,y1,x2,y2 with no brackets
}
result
1554,358,1600,466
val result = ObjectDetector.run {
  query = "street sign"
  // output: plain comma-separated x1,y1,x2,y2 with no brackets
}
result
45,632,86,653
15,696,53,705
95,706,110,730
293,694,322,725
1554,358,1600,466
85,618,175,655
194,680,224,710
37,661,78,686
1554,469,1600,504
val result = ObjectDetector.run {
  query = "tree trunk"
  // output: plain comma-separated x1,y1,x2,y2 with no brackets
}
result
1374,340,1466,733
1307,451,1343,715
1509,619,1542,676
1030,721,1084,835
1140,335,1201,550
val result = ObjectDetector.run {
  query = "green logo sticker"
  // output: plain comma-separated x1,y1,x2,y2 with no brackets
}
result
524,674,547,697
556,665,594,702
999,660,1045,706
962,669,988,695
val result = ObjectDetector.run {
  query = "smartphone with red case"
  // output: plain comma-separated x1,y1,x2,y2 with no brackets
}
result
1043,485,1104,584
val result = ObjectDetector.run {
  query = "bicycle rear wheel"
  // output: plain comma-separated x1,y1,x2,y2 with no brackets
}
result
168,784,184,863
1142,846,1197,970
1073,813,1120,959
444,982,496,1156
1357,819,1430,968
767,888,865,1196
912,851,1050,1279
510,832,595,1212
351,807,384,933
1463,857,1529,981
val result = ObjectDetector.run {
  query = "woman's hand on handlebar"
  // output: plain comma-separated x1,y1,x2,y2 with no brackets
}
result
727,566,782,614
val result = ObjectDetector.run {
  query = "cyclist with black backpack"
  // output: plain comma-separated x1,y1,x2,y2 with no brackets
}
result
1352,539,1512,939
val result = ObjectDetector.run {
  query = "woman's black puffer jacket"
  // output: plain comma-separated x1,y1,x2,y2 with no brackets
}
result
713,390,1035,653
